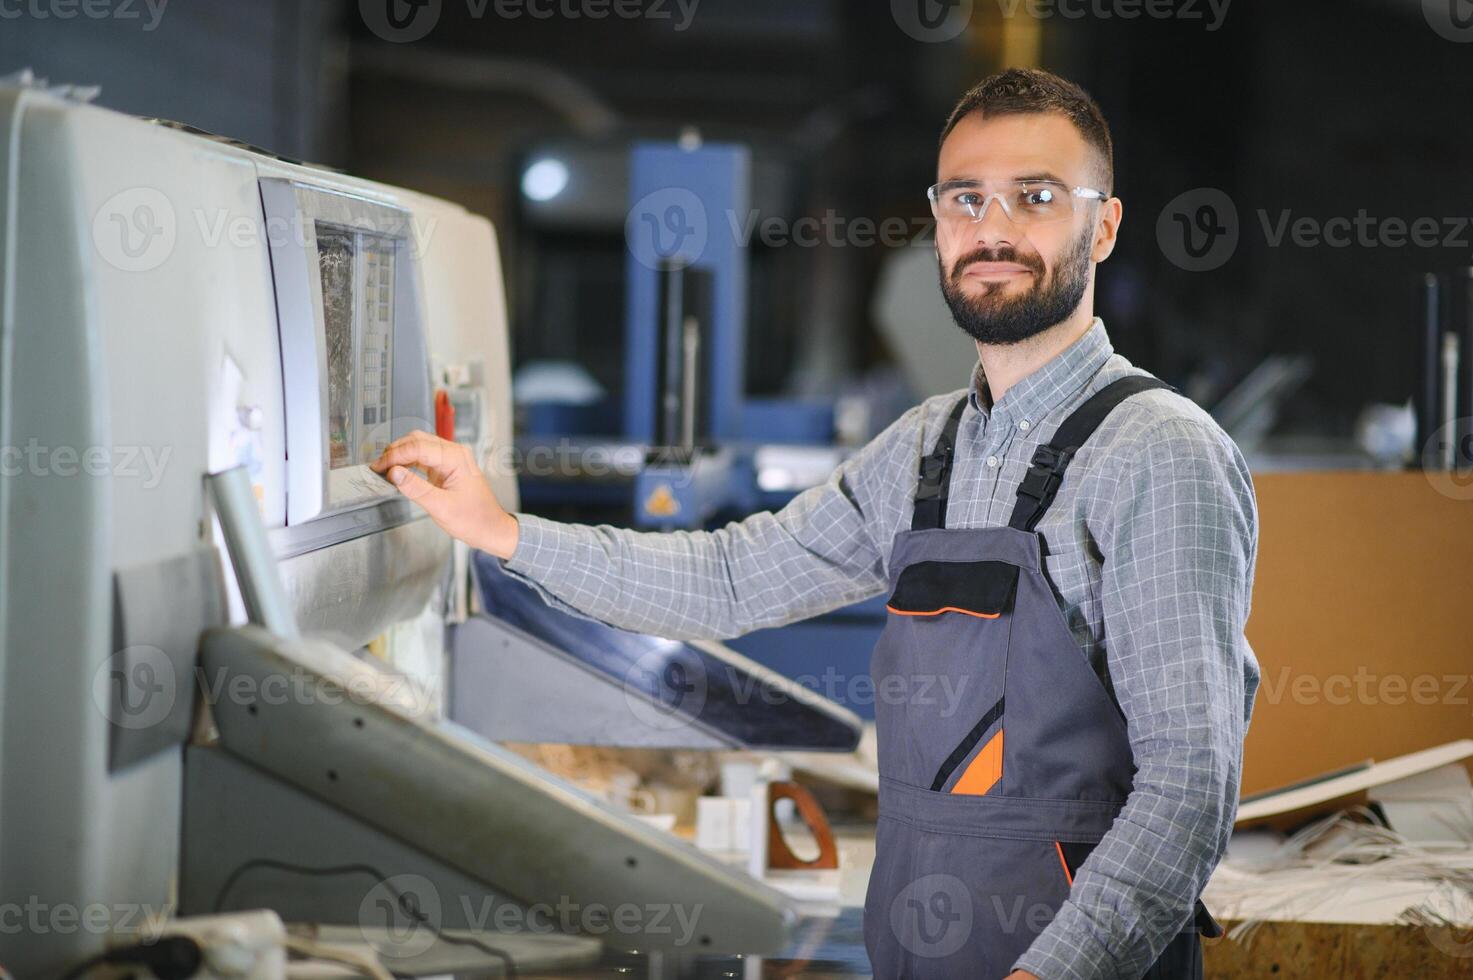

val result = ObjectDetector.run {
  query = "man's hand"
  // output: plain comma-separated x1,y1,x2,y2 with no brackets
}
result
370,431,518,558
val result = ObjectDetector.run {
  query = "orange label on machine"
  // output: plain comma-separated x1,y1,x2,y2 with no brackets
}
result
644,483,681,517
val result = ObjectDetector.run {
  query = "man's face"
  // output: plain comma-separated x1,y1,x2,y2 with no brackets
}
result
933,111,1119,346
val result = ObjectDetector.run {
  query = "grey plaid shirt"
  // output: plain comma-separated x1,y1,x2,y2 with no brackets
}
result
501,317,1260,980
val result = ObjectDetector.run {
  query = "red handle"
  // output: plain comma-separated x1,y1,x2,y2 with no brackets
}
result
434,389,456,441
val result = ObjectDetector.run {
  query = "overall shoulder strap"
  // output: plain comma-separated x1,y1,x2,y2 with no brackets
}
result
1008,375,1176,532
911,394,970,531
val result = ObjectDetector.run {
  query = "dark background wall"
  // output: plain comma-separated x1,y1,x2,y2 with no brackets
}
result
5,0,1470,443
0,1,341,161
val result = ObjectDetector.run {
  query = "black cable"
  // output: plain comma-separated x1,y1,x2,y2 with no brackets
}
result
214,858,518,977
59,936,203,980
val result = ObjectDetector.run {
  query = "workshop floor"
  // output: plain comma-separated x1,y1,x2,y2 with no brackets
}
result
523,827,879,979
519,907,874,979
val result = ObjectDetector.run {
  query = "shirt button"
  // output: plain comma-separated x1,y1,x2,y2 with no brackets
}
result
1018,419,1031,431
986,455,999,468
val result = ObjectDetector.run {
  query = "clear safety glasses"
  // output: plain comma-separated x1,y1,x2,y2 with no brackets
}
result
927,179,1107,227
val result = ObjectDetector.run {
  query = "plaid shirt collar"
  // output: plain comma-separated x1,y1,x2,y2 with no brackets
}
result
968,317,1114,429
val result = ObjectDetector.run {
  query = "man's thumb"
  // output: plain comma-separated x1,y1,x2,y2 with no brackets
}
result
389,465,440,506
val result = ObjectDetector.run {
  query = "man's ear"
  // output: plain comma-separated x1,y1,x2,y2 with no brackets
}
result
1091,197,1123,263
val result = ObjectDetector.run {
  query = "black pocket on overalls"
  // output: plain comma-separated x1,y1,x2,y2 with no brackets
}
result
1056,843,1224,937
1056,843,1216,979
1054,840,1095,884
885,560,1019,619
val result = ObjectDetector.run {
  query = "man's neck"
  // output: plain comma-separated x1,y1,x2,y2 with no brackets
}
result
975,311,1095,408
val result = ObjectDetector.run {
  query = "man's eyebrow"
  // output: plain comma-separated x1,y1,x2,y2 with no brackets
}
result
936,172,1070,185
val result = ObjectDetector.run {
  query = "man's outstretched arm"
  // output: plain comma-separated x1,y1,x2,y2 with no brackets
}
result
373,411,918,642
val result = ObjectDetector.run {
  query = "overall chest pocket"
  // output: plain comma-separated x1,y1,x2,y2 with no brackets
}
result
885,559,1020,619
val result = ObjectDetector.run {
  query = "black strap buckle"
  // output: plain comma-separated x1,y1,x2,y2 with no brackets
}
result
915,444,953,500
1016,444,1074,504
1006,376,1174,532
920,448,950,480
911,394,969,531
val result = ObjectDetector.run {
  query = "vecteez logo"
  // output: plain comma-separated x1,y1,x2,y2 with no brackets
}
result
891,0,974,42
623,645,709,732
1424,0,1473,42
92,187,177,273
358,874,442,958
1156,187,1239,272
91,645,178,732
890,873,974,958
1422,918,1473,959
1158,188,1473,273
625,187,709,270
1423,419,1473,501
360,0,442,42
360,0,700,41
0,0,169,31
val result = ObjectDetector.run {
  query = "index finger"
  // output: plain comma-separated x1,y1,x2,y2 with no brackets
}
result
370,431,456,478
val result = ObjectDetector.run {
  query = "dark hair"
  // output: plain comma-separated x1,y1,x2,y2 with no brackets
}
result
940,68,1114,193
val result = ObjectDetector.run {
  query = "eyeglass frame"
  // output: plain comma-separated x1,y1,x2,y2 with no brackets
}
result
926,178,1110,226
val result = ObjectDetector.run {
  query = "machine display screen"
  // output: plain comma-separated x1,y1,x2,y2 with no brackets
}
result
318,222,396,469
263,177,432,524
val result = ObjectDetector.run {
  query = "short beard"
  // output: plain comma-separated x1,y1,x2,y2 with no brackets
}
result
939,228,1094,346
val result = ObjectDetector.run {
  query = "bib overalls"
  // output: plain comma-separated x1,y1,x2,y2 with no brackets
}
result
863,376,1222,979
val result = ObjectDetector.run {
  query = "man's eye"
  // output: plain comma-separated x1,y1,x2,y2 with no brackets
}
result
1020,187,1058,207
949,191,982,208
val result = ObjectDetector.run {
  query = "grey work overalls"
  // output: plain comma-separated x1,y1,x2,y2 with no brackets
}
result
863,375,1222,979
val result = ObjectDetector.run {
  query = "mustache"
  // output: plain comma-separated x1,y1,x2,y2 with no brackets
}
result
950,246,1046,283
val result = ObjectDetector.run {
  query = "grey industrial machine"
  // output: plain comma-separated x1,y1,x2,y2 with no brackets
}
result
0,82,845,977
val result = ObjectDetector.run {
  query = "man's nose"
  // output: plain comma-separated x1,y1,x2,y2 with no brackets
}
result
970,194,1019,247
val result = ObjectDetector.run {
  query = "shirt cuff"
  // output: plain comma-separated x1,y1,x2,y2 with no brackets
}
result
502,512,566,579
494,513,607,626
1012,900,1121,980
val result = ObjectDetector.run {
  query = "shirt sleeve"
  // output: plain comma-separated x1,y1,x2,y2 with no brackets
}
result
496,406,920,641
1014,416,1260,980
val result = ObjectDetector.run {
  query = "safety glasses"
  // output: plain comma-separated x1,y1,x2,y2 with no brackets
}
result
927,179,1107,227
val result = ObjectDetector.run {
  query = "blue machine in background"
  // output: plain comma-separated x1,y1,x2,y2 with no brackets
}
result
515,136,888,719
624,142,749,528
624,142,748,445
